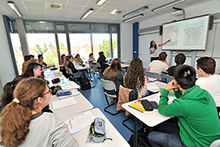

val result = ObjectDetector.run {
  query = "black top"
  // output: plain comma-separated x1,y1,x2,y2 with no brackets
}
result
67,62,78,74
97,56,107,68
39,60,47,66
167,65,177,76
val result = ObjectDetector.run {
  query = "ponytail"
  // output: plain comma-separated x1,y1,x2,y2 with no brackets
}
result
0,77,46,147
0,102,32,147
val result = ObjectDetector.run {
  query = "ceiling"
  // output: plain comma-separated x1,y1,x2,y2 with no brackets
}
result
0,0,212,23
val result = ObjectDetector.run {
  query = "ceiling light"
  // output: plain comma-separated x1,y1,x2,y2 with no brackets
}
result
7,1,23,17
123,14,144,23
111,9,122,15
152,0,185,12
123,6,148,18
80,8,94,20
96,0,106,5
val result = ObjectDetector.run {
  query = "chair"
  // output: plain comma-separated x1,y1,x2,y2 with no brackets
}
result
166,75,174,83
145,71,160,81
96,62,103,78
117,85,138,132
60,66,81,82
210,139,220,147
217,107,220,119
101,79,120,116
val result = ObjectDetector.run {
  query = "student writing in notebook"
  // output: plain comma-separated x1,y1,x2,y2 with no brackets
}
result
0,77,78,147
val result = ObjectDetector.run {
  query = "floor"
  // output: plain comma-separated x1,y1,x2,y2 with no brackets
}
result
79,74,142,142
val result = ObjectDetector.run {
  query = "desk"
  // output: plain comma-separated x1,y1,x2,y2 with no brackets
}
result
121,63,129,71
49,93,94,118
122,94,171,147
147,81,166,93
75,65,90,70
60,108,130,147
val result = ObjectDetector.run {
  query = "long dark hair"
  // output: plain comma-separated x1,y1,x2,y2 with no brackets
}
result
0,77,47,147
103,58,122,83
1,76,24,107
23,63,42,77
124,58,145,90
149,40,157,49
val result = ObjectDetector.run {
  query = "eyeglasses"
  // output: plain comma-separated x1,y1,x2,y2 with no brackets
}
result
43,89,52,95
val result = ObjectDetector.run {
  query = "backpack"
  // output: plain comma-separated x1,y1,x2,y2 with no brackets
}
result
90,118,105,143
80,76,91,90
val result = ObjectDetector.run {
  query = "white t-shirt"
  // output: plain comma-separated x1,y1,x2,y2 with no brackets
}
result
150,45,159,57
149,60,168,76
195,75,220,107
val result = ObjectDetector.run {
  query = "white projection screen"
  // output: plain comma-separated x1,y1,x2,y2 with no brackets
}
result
162,15,210,51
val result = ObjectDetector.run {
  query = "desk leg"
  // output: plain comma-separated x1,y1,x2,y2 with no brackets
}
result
133,117,138,147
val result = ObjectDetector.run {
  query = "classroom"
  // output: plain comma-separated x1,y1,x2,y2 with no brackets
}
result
0,0,220,147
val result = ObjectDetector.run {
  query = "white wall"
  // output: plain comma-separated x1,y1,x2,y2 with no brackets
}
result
138,0,220,73
120,23,133,60
0,14,16,92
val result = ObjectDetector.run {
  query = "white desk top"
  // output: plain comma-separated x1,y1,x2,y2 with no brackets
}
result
147,81,166,93
122,93,170,127
49,93,94,118
121,64,129,68
60,108,130,147
75,65,90,70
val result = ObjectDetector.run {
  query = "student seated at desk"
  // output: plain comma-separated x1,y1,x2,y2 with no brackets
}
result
88,53,95,62
74,54,84,66
103,58,123,95
38,54,55,69
146,52,170,77
0,77,78,147
123,58,147,98
167,53,186,76
148,65,220,147
21,55,31,75
60,54,66,65
64,55,84,78
196,57,220,109
97,51,109,72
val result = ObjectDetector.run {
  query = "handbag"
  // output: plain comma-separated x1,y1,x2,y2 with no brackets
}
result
52,78,60,84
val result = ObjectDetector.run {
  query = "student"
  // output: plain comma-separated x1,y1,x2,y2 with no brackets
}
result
75,54,83,66
29,54,35,62
148,65,220,147
22,63,43,78
196,57,220,108
149,39,171,62
88,53,95,62
97,51,109,72
38,54,47,67
146,52,170,77
65,55,84,78
103,58,123,94
0,77,78,147
123,58,147,98
60,54,66,65
21,55,31,75
167,53,186,76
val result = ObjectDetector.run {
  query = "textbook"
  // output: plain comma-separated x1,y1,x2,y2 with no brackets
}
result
128,100,145,113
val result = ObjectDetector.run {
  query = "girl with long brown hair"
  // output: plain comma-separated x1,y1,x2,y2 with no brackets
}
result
123,58,148,98
0,77,78,147
103,58,123,93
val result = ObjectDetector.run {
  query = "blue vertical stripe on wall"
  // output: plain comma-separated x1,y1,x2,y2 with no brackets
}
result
133,22,138,58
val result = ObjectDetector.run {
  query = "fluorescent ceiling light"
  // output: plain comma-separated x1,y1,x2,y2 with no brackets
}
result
80,8,94,20
111,9,122,15
96,0,106,5
152,0,185,12
123,14,144,23
7,1,23,17
123,6,148,18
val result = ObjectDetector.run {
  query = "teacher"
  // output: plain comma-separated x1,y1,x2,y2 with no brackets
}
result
149,39,171,62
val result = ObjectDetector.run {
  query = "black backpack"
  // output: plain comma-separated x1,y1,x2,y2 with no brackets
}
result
80,76,91,90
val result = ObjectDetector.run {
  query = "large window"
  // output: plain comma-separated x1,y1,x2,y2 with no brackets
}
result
25,21,59,67
8,20,120,74
10,20,23,75
68,23,91,61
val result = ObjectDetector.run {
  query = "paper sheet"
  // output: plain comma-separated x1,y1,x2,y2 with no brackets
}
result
52,97,77,110
147,82,159,91
154,93,176,105
65,111,96,135
59,81,80,90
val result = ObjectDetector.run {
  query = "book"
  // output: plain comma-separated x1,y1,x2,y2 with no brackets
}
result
128,100,145,113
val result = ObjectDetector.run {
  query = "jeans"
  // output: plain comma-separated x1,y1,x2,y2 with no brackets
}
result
148,122,185,147
73,71,84,78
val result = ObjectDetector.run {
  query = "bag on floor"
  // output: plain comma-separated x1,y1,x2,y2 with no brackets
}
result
128,126,152,147
80,76,91,90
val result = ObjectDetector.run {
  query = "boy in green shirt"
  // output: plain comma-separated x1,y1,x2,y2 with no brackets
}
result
148,65,220,147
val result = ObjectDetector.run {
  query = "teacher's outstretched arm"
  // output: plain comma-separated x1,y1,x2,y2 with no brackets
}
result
158,39,171,47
